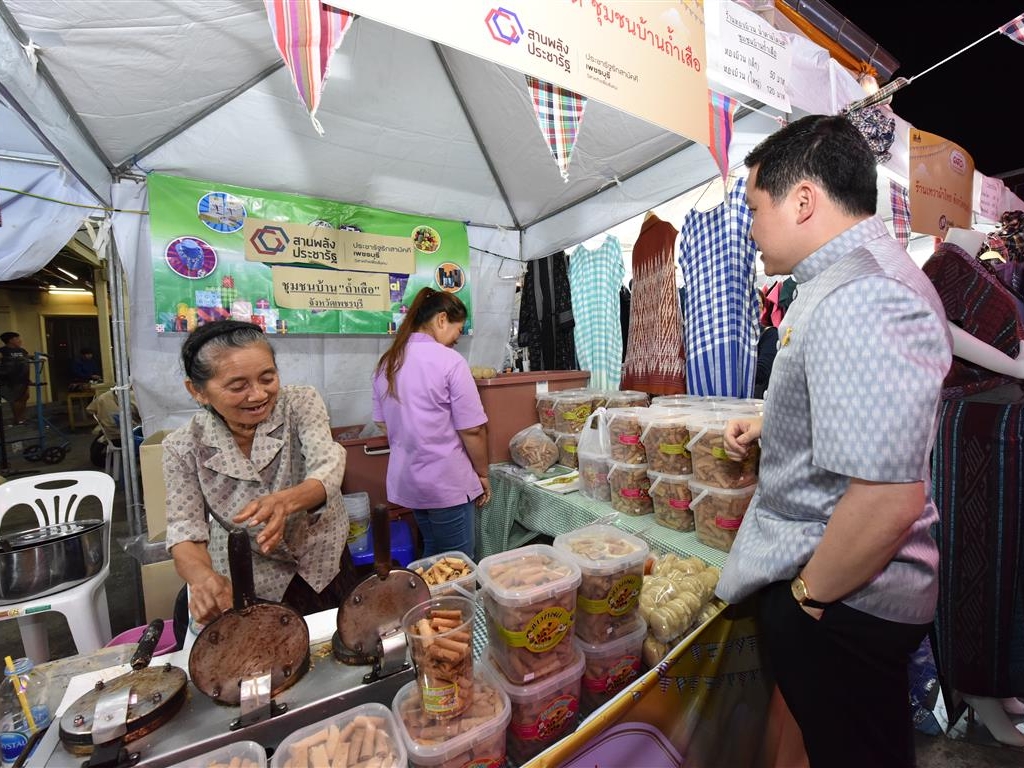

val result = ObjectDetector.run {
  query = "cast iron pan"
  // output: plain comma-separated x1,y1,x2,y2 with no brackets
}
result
189,529,309,705
59,619,187,754
334,505,429,663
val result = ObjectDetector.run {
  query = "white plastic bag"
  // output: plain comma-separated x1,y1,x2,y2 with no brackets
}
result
576,406,610,457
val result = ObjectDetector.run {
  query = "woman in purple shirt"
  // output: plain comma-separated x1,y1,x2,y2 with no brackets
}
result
372,288,490,558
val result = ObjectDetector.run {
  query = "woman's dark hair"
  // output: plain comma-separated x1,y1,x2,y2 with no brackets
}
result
181,320,274,388
375,288,467,399
744,114,878,217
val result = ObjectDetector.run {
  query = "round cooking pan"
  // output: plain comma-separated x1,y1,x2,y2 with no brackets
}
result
189,529,309,705
0,520,107,604
59,619,188,754
335,505,429,663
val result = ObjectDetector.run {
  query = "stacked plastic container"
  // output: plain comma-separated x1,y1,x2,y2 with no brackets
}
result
605,407,651,515
640,408,694,531
272,702,406,768
343,492,371,555
684,402,762,552
477,544,585,764
553,524,649,717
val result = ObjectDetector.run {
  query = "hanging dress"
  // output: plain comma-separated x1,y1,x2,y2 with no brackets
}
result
569,235,625,391
678,177,758,397
620,214,685,394
517,251,577,371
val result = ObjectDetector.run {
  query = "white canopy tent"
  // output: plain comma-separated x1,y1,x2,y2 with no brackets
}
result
3,2,1021,526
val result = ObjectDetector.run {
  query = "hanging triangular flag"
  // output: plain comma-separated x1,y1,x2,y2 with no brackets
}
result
708,91,739,183
526,76,587,183
1000,14,1024,45
890,180,911,249
263,0,353,136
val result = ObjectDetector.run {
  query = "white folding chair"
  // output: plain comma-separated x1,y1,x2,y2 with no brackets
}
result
0,471,116,662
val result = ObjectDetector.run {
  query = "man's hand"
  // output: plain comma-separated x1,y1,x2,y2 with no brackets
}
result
723,417,763,461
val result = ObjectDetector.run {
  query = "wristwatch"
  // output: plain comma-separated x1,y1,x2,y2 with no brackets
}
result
791,575,831,609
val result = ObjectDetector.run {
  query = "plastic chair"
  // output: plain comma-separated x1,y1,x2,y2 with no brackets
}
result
0,471,116,663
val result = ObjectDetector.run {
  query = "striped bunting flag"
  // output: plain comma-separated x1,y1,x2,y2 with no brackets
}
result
526,76,587,183
1000,14,1024,45
263,0,354,136
707,90,739,182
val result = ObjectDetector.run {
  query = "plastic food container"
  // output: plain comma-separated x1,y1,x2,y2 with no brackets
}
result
648,471,694,531
650,394,704,408
402,595,476,720
577,614,647,716
553,524,648,644
553,391,593,434
169,740,266,768
577,450,611,502
605,407,647,463
689,481,758,553
555,431,579,468
272,701,406,768
639,409,691,474
344,492,371,554
393,664,512,768
604,390,650,409
685,415,759,488
476,544,582,685
407,551,477,597
481,642,586,765
606,461,653,516
536,392,558,431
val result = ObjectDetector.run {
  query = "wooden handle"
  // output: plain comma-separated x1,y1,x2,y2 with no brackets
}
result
130,618,164,670
228,529,256,610
372,505,391,580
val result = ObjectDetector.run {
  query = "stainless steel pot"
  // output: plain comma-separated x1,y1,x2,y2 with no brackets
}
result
0,520,107,604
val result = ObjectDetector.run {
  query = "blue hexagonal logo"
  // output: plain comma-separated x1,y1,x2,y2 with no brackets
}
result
486,7,523,45
250,225,289,256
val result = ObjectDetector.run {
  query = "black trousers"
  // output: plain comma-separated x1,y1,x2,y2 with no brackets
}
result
758,580,930,768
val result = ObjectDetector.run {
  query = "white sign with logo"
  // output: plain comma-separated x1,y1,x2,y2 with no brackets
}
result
705,0,792,112
326,0,711,146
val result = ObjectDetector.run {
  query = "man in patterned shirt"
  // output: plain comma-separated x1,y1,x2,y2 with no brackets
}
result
716,115,952,768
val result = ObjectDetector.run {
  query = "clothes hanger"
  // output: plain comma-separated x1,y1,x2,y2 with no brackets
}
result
979,249,1006,263
643,210,657,223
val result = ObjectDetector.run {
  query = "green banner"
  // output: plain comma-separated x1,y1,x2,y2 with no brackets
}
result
147,173,471,335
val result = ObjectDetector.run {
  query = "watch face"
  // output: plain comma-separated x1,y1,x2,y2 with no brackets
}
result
791,577,807,603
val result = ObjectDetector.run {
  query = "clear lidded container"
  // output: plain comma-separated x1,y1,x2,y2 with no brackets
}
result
648,470,694,531
606,461,653,516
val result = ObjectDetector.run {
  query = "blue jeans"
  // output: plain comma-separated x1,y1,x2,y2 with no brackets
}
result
413,500,475,559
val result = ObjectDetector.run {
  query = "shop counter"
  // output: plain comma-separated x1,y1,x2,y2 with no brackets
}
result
479,463,729,568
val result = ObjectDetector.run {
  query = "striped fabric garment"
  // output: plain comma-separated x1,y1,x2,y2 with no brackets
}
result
526,76,587,183
263,0,353,135
569,235,625,390
890,180,911,249
621,215,685,394
679,177,758,396
708,91,739,183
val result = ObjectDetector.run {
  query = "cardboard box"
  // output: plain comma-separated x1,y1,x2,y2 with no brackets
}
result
140,429,175,537
475,371,591,463
141,558,183,623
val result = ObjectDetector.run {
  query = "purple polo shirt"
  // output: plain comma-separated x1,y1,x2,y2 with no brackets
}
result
372,332,487,509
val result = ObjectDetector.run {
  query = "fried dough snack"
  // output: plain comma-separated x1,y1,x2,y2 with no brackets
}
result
406,606,475,720
692,487,755,553
688,423,759,488
414,556,474,595
281,714,402,768
509,424,559,473
553,394,592,434
607,462,653,516
607,408,646,464
649,473,694,531
564,535,644,643
398,678,508,768
535,393,558,430
640,415,691,474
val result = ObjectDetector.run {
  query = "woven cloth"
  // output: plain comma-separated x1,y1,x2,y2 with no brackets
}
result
889,180,911,249
1000,13,1024,45
932,391,1024,698
707,91,739,182
569,236,625,390
263,0,353,135
679,177,758,396
921,242,1024,399
526,76,587,183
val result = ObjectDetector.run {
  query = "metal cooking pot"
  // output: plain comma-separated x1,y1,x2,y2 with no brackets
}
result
0,520,107,604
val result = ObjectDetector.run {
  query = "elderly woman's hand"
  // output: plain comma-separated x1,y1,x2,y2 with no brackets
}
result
233,491,295,554
189,570,233,624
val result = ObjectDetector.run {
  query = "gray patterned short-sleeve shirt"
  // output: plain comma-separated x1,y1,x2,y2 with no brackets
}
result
716,217,952,624
164,385,348,602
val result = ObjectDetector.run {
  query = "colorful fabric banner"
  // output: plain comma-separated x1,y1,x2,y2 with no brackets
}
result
708,91,739,182
526,75,587,183
890,179,911,248
1000,14,1024,45
263,0,353,135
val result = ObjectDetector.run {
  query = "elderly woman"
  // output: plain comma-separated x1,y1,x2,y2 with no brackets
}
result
164,320,353,639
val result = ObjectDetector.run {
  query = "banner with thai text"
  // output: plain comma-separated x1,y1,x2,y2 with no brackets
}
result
908,129,974,239
326,0,711,146
147,173,470,335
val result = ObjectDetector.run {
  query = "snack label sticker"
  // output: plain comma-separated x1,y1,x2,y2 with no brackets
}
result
465,758,505,768
499,606,573,651
562,405,592,425
668,498,691,510
617,434,640,445
658,442,686,454
511,693,580,741
715,515,743,530
578,574,642,616
421,681,460,715
583,654,641,694
711,446,730,460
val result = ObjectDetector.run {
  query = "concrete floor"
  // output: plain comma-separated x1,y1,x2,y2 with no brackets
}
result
1,403,1021,766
